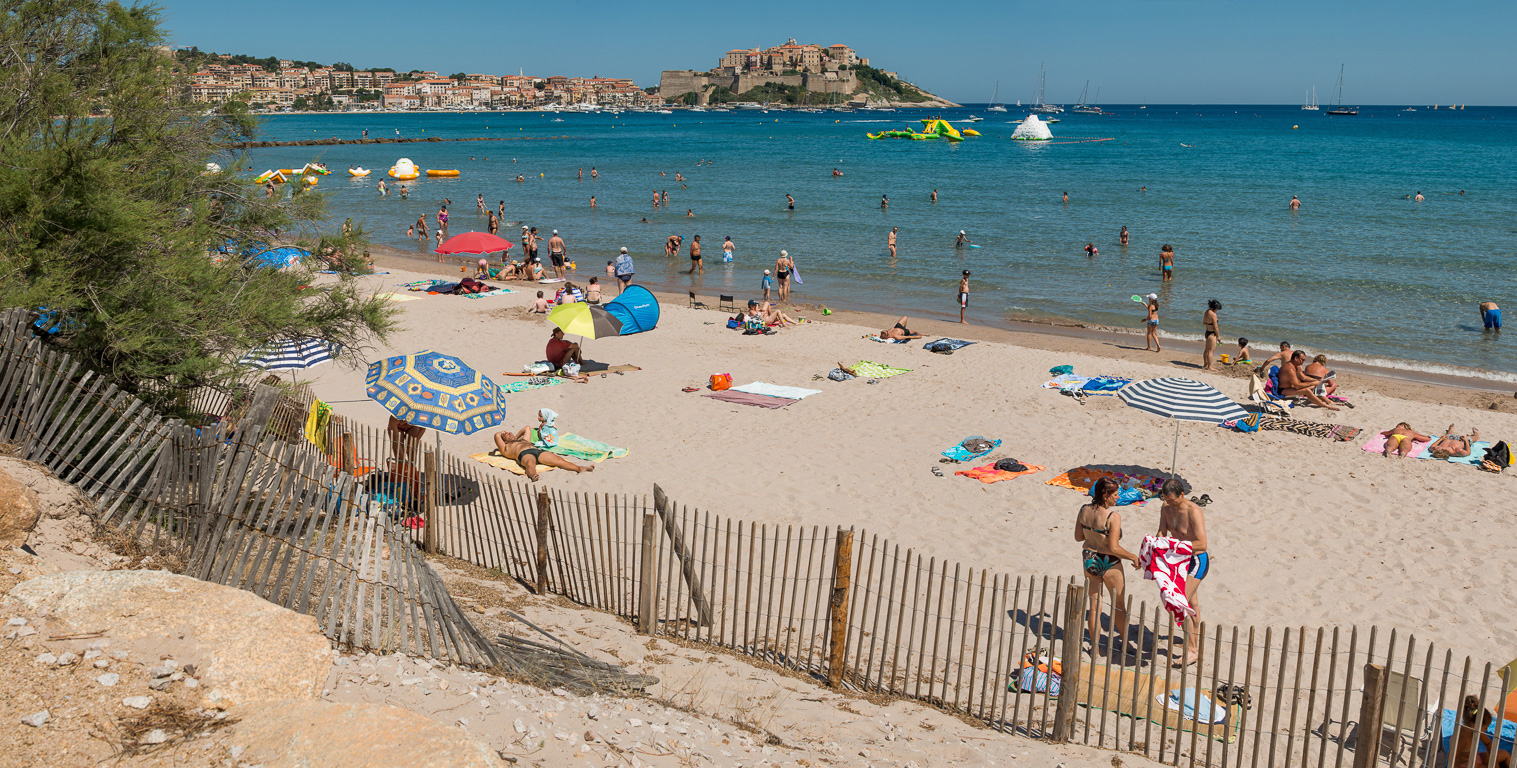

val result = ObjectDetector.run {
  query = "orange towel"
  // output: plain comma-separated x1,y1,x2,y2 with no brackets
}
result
1045,467,1119,491
956,463,1046,484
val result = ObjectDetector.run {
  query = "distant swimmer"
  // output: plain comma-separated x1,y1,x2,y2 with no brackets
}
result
1139,186,1147,192
786,193,795,210
1460,190,1466,195
686,208,693,217
1180,143,1194,148
590,196,596,208
881,194,889,209
1414,191,1425,202
1085,242,1098,258
1289,195,1301,210
591,167,598,179
578,168,583,180
1160,244,1175,282
832,168,843,177
1119,226,1130,245
888,227,898,257
954,230,972,248
1481,301,1501,330
660,170,666,177
516,175,525,182
931,188,938,203
1062,191,1069,204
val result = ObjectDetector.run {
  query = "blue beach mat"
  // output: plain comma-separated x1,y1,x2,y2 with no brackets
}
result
499,377,568,395
924,338,975,352
942,435,1001,462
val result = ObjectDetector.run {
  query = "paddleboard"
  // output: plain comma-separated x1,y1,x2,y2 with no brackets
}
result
791,266,804,286
538,278,565,284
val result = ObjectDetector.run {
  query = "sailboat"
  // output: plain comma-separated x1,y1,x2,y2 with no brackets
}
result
1071,81,1102,114
987,81,1007,112
1325,65,1358,115
1029,65,1063,114
1301,86,1319,111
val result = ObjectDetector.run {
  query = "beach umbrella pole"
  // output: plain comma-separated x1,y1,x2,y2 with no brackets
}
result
1170,419,1179,478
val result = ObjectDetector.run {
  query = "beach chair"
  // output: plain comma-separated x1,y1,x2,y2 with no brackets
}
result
1358,669,1440,764
719,294,735,312
688,290,703,308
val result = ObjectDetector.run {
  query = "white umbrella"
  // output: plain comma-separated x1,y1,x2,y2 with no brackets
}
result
1118,377,1248,477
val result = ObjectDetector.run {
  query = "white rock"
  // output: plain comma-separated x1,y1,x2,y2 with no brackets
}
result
83,649,102,660
55,651,78,666
96,672,120,687
20,710,50,727
513,718,526,734
6,617,26,626
552,687,570,697
147,663,175,679
92,659,110,669
123,696,153,709
229,745,245,759
8,626,38,638
35,652,57,665
111,650,128,660
140,728,169,745
629,718,643,727
400,677,425,686
184,677,200,688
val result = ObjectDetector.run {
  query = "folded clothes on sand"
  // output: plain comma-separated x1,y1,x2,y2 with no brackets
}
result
470,450,557,475
730,382,822,400
925,338,975,352
864,335,907,344
850,361,912,379
942,436,1001,462
1362,434,1432,455
956,463,1046,483
702,391,797,409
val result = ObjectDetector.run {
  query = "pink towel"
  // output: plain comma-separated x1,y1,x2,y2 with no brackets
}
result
1139,536,1196,626
1361,434,1432,456
702,391,797,409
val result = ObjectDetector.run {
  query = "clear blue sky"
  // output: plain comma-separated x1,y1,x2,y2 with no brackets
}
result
160,0,1515,105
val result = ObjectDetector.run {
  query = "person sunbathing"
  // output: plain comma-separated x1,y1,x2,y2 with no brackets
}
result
491,431,592,482
881,316,923,341
1303,354,1338,397
758,300,798,327
1429,424,1481,459
1277,351,1338,410
1453,695,1514,768
1379,422,1431,458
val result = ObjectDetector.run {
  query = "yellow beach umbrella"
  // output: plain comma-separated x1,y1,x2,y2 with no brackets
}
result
548,302,623,340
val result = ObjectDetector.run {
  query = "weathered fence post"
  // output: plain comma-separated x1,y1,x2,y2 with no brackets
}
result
826,527,855,688
652,484,714,627
637,513,659,636
1352,664,1387,768
423,449,438,555
534,489,552,595
1052,581,1088,742
338,430,353,475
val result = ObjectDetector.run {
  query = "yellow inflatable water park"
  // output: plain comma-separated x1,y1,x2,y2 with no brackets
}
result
348,167,371,177
388,158,421,180
254,170,287,184
425,169,460,177
867,118,977,142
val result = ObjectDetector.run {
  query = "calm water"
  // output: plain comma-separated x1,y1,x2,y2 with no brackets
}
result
245,106,1517,380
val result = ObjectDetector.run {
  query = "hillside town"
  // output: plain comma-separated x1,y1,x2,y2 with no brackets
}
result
180,52,654,111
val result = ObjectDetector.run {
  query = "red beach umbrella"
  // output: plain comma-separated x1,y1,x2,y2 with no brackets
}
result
435,231,513,255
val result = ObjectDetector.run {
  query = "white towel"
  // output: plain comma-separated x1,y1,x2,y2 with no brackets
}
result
730,382,822,400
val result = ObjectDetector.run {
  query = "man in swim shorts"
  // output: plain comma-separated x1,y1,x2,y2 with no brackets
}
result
881,316,923,341
1278,351,1338,410
492,430,594,482
888,227,898,257
548,229,567,278
1158,479,1208,667
688,234,702,275
1429,424,1482,459
958,271,970,324
1481,301,1501,330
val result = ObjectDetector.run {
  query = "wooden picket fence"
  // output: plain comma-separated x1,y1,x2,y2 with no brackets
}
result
7,305,1512,766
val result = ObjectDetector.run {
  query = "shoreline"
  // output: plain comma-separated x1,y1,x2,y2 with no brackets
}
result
364,243,1517,411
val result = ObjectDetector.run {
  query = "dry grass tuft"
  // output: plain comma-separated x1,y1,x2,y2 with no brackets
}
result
113,699,240,757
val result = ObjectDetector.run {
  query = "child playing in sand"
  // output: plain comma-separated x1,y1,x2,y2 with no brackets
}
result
474,259,490,279
530,291,550,313
1235,338,1252,365
761,269,773,302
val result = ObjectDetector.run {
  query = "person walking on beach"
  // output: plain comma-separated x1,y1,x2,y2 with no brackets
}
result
1119,226,1129,245
888,227,898,257
1481,301,1501,330
548,229,567,278
1160,244,1175,282
1157,479,1209,667
1289,195,1301,210
958,271,970,324
786,193,795,211
687,235,703,275
612,247,634,293
774,250,794,302
1076,477,1139,655
1143,294,1161,352
1201,300,1222,371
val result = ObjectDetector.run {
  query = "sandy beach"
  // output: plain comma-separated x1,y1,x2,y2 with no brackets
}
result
299,249,1517,668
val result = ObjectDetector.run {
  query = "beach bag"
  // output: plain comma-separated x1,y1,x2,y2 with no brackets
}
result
709,373,732,391
1049,365,1074,376
1480,441,1512,473
1014,652,1063,695
993,458,1029,473
727,317,740,329
828,368,855,382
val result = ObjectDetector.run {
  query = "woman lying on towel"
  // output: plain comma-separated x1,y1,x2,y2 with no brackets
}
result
492,429,593,482
1379,422,1431,458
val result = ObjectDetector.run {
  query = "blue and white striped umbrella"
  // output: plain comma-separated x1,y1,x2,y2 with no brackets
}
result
1118,378,1248,424
238,338,342,371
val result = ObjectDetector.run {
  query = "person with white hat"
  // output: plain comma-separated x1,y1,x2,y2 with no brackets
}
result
954,230,973,248
548,229,567,278
774,250,794,302
612,246,634,294
1143,293,1161,353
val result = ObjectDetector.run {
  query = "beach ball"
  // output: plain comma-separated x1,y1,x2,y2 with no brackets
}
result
1292,125,1299,130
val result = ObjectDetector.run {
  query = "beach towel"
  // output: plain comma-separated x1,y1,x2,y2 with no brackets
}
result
730,382,823,400
955,463,1046,483
551,433,629,463
1362,433,1433,456
1224,414,1360,442
864,334,907,344
376,292,424,302
470,450,558,476
1079,376,1132,395
942,436,1002,462
397,280,437,290
1139,535,1197,625
702,391,797,409
850,361,912,379
924,338,975,352
1437,441,1493,465
606,364,643,374
1043,374,1092,389
462,288,513,299
499,377,568,395
318,270,389,276
1045,467,1164,504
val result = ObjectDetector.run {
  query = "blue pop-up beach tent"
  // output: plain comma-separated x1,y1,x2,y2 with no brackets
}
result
604,285,660,335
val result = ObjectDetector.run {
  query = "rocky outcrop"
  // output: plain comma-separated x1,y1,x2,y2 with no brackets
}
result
0,466,41,548
4,570,331,709
232,700,502,768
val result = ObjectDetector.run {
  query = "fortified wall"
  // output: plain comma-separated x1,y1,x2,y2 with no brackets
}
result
658,70,859,104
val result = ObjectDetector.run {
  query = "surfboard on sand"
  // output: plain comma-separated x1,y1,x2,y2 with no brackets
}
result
1070,661,1243,743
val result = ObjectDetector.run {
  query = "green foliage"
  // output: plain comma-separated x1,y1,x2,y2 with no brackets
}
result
0,0,395,414
850,64,929,102
676,91,699,106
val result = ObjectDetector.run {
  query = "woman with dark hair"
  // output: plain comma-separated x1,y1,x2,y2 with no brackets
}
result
1075,477,1141,655
1453,694,1513,768
1202,299,1222,371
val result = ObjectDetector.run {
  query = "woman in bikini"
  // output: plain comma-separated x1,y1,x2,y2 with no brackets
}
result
1144,295,1161,352
1075,477,1141,656
1379,422,1432,458
1201,300,1222,371
774,250,794,302
1429,424,1481,459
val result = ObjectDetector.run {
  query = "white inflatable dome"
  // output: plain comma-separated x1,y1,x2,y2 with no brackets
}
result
392,158,419,176
1011,115,1053,141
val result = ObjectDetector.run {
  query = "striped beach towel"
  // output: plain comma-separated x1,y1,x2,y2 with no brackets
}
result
850,361,912,379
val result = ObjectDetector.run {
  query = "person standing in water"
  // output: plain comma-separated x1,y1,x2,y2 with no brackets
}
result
1201,300,1222,371
687,235,703,275
774,250,794,302
1289,195,1301,210
880,194,889,210
888,227,898,258
958,270,970,324
1160,244,1175,282
1119,226,1129,245
1144,294,1161,352
786,193,795,211
722,236,734,263
1481,301,1501,330
377,180,388,197
1062,191,1069,204
1414,191,1425,202
931,188,938,203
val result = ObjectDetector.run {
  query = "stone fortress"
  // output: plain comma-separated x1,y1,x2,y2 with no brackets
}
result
657,38,955,107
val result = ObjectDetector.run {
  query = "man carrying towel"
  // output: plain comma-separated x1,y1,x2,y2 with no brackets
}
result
1157,479,1209,667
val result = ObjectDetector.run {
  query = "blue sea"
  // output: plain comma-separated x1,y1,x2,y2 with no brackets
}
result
243,106,1517,381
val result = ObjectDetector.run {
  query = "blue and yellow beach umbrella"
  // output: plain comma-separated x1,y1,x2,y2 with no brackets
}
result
365,350,505,435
